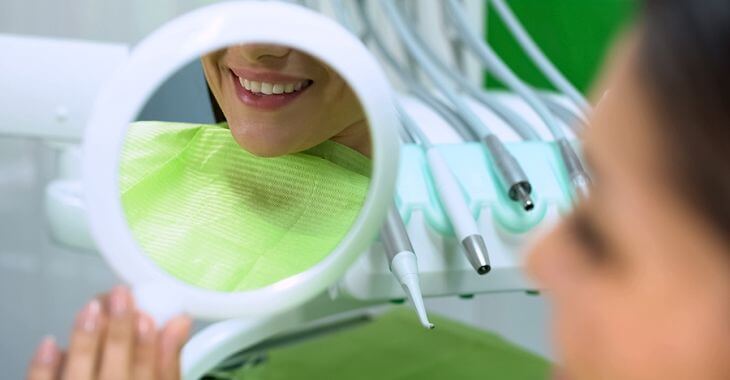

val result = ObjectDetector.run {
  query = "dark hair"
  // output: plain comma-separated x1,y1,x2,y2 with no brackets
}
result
207,85,226,124
639,0,730,243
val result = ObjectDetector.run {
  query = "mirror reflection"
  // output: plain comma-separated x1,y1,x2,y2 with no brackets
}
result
119,43,372,292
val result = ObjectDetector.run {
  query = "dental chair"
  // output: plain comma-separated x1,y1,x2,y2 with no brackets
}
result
1,8,575,375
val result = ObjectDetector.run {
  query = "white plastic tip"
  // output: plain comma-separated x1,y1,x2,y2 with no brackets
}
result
391,252,434,330
415,306,435,330
401,275,434,330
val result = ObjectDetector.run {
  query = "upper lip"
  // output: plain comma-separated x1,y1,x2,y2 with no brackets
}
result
229,67,309,83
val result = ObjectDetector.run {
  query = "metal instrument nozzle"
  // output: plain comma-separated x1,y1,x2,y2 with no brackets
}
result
462,234,491,275
510,182,534,211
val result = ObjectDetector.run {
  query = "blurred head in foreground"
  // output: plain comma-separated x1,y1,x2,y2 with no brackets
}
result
527,1,730,379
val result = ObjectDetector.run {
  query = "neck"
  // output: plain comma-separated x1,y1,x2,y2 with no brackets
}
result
331,118,372,158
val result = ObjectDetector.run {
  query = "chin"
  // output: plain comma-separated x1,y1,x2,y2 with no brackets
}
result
227,121,297,157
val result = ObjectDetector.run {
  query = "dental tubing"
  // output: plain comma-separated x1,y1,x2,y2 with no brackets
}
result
380,0,536,212
444,0,591,199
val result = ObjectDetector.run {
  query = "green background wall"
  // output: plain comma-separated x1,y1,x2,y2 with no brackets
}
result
484,0,636,94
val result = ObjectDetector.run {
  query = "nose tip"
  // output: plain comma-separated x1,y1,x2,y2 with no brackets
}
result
233,44,291,62
524,223,564,288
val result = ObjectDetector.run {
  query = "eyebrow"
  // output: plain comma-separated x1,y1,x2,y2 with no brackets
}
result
571,202,620,267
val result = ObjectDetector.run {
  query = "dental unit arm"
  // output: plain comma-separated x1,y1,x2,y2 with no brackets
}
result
0,35,128,142
0,34,129,250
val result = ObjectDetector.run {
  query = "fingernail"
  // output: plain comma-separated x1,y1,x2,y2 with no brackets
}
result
162,316,192,352
177,317,192,346
109,286,130,317
78,299,101,332
177,316,192,338
136,313,155,343
35,336,59,365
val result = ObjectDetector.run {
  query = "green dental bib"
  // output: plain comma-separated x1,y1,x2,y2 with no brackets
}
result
120,121,371,292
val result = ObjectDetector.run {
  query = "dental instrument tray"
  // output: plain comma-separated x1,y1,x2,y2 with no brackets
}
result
334,140,575,301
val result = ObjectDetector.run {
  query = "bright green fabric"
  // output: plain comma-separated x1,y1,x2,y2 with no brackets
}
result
207,308,551,379
120,121,371,292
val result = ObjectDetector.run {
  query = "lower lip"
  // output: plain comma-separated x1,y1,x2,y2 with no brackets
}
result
231,72,310,111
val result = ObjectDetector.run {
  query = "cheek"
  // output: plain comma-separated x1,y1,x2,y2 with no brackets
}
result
528,223,730,379
526,225,640,379
526,222,585,292
526,224,601,358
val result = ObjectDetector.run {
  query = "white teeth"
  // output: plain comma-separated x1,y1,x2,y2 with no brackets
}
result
237,75,309,95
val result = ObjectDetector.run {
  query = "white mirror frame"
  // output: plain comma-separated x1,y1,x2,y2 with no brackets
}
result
83,1,399,321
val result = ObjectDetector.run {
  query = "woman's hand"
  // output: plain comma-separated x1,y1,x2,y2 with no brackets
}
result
26,286,191,380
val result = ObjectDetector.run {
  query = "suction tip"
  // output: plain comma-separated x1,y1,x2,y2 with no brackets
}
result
403,280,434,330
477,265,491,275
418,316,435,330
391,253,435,331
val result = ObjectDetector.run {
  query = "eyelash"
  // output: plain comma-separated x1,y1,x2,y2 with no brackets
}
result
568,210,609,263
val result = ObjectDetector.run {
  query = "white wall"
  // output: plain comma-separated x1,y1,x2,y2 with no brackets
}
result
0,0,215,43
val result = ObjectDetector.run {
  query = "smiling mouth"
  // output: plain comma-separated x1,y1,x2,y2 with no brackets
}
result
238,76,313,95
229,69,313,110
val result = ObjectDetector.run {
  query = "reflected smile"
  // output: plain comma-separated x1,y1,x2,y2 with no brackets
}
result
239,77,312,95
229,68,313,110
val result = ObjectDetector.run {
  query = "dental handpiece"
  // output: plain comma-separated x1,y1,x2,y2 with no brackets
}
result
381,203,434,330
426,147,492,275
395,103,492,276
482,135,534,211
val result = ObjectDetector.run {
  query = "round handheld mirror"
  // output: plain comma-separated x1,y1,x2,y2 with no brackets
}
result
83,1,399,323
